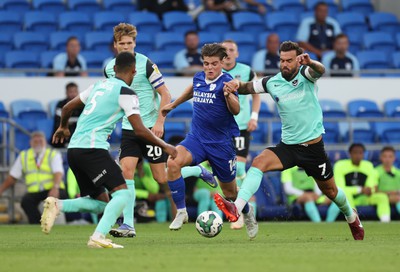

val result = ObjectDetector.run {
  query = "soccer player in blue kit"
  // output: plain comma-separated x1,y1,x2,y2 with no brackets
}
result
161,43,258,239
217,41,364,240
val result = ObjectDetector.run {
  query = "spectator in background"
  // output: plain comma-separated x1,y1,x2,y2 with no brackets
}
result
53,36,88,77
174,31,203,76
296,1,341,60
0,132,67,224
52,82,83,148
204,0,266,15
321,34,359,77
376,146,400,216
326,143,391,223
138,0,188,18
252,33,280,76
281,166,329,222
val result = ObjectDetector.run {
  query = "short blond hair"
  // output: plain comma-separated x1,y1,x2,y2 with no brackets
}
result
113,23,137,42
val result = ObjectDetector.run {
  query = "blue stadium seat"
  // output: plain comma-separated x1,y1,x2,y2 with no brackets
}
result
392,51,400,69
0,0,30,14
109,121,122,144
50,32,84,51
244,0,274,14
369,12,400,35
306,0,338,17
164,122,186,142
48,99,59,118
348,99,384,118
24,11,57,33
0,11,23,34
155,32,185,54
257,31,272,49
374,122,400,144
342,0,374,17
356,50,390,71
85,31,111,51
223,32,257,55
323,122,340,143
36,118,54,143
80,50,111,71
32,0,66,15
274,0,305,13
0,101,9,118
10,99,46,119
169,101,193,118
383,99,400,117
0,33,13,53
347,31,363,54
59,12,93,33
13,32,48,53
236,50,253,66
319,99,347,118
128,11,162,33
147,51,175,70
93,11,125,31
198,32,221,46
197,11,230,34
135,32,154,55
250,122,268,144
40,51,60,68
5,51,39,68
336,12,368,35
363,32,396,53
163,11,196,33
259,101,274,118
103,0,136,16
0,54,4,68
68,0,101,13
13,118,32,151
232,11,266,35
265,11,299,41
272,121,282,144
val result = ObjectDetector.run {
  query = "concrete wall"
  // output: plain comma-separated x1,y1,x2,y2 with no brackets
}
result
0,77,398,113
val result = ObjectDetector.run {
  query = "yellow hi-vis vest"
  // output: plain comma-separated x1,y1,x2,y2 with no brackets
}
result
20,148,65,193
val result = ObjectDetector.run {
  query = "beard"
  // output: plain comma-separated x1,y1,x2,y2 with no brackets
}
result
281,66,297,81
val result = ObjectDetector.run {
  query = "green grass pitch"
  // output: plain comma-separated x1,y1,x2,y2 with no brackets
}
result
0,222,399,272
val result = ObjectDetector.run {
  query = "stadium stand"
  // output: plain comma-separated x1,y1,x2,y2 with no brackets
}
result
223,32,257,54
85,31,111,51
0,11,22,34
363,32,396,53
369,12,400,36
102,0,137,16
265,11,299,42
128,11,163,33
163,11,197,33
384,99,400,117
273,0,305,14
59,11,93,33
197,11,231,34
341,0,375,17
5,51,39,69
232,11,266,35
135,32,154,55
0,0,30,14
32,0,66,15
68,0,102,13
93,11,126,31
24,11,58,33
50,31,84,51
13,32,48,53
155,32,185,53
348,99,384,118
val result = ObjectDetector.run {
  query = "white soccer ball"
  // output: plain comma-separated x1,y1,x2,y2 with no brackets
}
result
195,211,223,238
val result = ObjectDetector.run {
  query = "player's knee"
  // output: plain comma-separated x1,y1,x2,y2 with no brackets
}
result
153,174,167,184
167,159,181,175
322,186,337,200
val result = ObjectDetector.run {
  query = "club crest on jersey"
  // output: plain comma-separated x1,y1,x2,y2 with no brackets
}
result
209,83,216,91
196,83,201,87
292,79,298,86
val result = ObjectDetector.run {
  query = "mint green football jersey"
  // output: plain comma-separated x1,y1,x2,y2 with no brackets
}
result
253,66,324,144
68,77,140,150
223,62,256,130
104,52,164,130
376,165,400,192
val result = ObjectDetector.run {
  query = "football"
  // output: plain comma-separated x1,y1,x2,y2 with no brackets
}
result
195,211,223,238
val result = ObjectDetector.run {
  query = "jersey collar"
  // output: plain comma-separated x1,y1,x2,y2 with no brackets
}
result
205,72,224,84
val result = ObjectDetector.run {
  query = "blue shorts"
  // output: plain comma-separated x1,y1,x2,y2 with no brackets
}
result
180,133,236,182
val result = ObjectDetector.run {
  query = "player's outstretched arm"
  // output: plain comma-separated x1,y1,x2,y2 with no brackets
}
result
224,79,257,95
224,87,240,115
161,84,193,117
297,53,325,78
128,114,177,159
53,96,84,144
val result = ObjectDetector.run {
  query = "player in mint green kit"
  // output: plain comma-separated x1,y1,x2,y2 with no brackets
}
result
40,52,177,248
216,41,365,240
222,40,260,230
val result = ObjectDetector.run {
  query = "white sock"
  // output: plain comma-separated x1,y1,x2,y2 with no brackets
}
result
345,212,357,223
380,215,390,223
91,231,105,240
234,198,247,214
177,208,187,214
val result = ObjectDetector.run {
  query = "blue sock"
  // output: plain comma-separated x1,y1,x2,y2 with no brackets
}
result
61,197,106,214
236,161,246,188
181,166,201,179
237,167,264,202
122,179,135,227
396,202,400,214
168,176,186,209
304,201,321,222
95,189,130,236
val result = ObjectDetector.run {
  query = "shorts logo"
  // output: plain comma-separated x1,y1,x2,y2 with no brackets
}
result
274,95,279,103
292,79,298,86
93,169,107,183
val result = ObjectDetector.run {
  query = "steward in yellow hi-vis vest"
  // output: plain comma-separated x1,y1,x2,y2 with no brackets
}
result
0,131,67,224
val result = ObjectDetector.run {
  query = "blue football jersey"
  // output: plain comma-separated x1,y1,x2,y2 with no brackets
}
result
190,71,239,143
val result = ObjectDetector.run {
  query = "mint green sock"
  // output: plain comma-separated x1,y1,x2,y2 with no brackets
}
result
95,189,130,236
155,199,168,223
61,197,106,214
237,167,264,202
396,202,400,214
326,188,352,222
236,161,246,188
193,188,211,215
122,179,135,227
181,166,201,178
304,201,321,222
